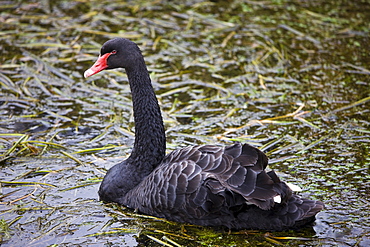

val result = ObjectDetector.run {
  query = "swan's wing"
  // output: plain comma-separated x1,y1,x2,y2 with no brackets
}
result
125,143,323,228
158,143,282,211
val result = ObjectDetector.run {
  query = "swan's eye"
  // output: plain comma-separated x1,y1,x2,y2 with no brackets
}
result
111,50,117,54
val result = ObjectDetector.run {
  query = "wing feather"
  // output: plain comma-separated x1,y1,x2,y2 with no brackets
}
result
127,142,284,217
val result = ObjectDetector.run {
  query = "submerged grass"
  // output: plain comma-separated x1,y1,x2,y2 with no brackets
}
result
0,0,369,246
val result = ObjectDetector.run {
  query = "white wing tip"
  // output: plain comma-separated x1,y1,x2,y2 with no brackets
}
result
286,182,302,192
273,195,281,203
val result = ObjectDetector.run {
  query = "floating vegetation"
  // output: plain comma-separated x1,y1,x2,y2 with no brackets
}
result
0,0,369,246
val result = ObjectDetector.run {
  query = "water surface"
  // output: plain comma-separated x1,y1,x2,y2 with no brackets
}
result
0,0,369,246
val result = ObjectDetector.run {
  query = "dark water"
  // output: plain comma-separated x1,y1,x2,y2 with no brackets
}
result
1,0,369,246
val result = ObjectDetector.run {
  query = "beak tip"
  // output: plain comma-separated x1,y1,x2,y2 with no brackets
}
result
84,69,93,78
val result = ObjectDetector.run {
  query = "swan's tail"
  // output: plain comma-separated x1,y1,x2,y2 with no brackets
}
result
236,195,324,231
235,174,324,231
269,170,324,229
284,196,325,229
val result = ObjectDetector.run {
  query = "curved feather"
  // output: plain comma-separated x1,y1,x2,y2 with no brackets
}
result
123,142,323,230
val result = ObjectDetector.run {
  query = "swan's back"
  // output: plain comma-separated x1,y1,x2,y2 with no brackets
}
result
123,143,324,230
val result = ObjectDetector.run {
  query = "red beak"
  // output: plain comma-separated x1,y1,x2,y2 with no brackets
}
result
84,53,111,78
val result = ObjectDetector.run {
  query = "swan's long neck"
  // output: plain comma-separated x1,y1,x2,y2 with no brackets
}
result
125,60,166,175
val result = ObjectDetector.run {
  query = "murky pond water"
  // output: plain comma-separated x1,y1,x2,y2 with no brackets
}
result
1,0,369,246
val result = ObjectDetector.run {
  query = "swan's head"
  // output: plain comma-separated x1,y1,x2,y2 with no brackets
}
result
84,38,143,78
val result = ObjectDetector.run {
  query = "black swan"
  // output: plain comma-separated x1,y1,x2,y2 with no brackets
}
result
84,38,324,231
